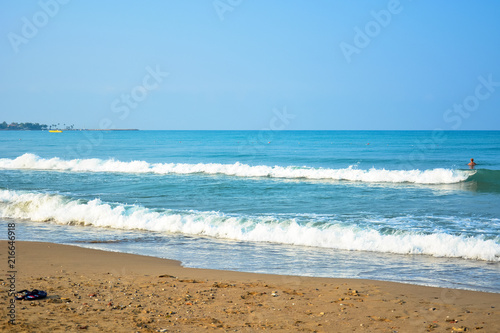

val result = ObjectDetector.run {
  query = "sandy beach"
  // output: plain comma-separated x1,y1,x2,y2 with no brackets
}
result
1,241,499,332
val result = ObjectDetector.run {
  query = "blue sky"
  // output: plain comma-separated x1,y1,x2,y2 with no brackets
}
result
1,0,499,130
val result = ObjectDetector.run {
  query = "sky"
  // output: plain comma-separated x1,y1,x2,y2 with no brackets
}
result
1,0,500,130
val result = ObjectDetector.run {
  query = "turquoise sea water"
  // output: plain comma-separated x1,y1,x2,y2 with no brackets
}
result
1,130,499,292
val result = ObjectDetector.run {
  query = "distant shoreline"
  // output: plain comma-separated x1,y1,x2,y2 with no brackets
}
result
69,129,139,131
0,128,139,131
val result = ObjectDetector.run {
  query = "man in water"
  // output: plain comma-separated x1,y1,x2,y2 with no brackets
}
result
468,158,477,169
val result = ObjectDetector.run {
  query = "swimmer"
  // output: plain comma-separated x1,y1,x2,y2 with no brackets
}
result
468,158,477,169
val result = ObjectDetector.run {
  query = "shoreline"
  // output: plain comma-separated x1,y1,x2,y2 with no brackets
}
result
62,241,500,294
1,241,499,332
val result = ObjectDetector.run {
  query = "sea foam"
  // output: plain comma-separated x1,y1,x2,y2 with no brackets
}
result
0,153,472,184
1,189,498,261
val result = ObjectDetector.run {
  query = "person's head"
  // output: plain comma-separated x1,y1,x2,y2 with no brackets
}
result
471,158,474,162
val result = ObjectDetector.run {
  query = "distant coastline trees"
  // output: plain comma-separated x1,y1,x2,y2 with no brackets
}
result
0,121,48,130
0,121,74,130
0,122,136,131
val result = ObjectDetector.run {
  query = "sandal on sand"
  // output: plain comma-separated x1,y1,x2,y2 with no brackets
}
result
15,289,47,300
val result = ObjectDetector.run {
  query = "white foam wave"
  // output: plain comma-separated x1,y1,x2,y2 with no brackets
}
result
1,189,498,261
0,154,471,184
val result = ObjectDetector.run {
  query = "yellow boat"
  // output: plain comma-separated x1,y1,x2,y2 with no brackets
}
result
49,130,63,133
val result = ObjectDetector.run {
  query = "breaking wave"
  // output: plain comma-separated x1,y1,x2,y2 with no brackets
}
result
0,154,473,184
1,189,498,261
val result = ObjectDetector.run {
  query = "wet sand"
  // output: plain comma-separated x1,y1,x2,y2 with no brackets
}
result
1,241,499,332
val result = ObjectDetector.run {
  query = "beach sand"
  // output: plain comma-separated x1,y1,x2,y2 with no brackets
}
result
1,241,498,332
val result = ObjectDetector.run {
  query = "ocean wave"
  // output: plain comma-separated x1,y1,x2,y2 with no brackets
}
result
1,189,498,261
0,153,472,184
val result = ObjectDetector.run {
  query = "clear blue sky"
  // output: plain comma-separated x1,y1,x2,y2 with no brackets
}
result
1,0,500,130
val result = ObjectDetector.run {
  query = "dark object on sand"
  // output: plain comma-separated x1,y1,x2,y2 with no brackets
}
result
15,289,47,300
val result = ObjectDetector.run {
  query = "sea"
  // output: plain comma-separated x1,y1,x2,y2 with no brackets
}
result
1,130,499,293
